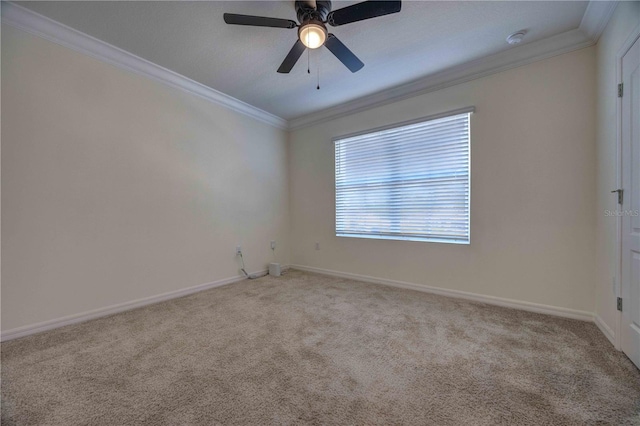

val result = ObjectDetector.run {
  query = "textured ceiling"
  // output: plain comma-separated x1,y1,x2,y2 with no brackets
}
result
18,1,589,120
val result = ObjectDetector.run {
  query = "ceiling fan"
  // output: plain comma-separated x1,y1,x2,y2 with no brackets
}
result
223,1,401,74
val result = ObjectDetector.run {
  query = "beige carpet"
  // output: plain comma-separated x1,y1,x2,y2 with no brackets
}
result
2,270,639,425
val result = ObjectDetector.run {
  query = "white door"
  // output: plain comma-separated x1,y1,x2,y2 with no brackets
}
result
620,34,640,369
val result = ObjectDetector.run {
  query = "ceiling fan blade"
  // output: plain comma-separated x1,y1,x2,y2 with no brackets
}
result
326,1,401,26
223,13,297,29
324,34,364,73
277,40,306,73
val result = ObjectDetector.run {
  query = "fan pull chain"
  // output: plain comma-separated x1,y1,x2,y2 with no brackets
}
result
307,33,311,74
316,49,321,90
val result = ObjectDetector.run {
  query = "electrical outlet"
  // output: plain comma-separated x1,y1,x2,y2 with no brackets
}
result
270,240,276,250
236,246,242,255
315,242,320,250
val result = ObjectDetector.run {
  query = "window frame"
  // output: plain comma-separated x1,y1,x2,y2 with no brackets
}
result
333,106,474,245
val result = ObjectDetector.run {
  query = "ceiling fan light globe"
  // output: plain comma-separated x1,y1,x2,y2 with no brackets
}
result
299,23,327,49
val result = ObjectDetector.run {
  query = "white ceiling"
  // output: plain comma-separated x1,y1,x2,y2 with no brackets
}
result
17,1,590,121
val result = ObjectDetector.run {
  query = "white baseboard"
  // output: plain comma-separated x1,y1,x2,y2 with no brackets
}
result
2,266,604,343
594,314,616,346
290,265,594,322
0,269,267,342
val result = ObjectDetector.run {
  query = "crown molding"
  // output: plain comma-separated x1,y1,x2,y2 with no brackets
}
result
0,1,288,130
579,0,618,42
288,0,614,130
288,28,594,130
2,1,615,132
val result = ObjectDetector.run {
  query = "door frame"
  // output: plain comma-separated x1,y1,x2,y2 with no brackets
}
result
615,23,640,351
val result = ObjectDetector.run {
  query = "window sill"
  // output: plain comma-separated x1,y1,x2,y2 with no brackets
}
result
336,233,470,245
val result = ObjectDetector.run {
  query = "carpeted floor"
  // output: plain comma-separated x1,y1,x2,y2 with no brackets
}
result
2,270,639,425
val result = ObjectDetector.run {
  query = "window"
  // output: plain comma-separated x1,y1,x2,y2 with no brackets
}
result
334,107,472,244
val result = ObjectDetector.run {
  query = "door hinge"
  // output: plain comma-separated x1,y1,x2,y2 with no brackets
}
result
618,83,623,97
617,297,623,311
611,188,624,205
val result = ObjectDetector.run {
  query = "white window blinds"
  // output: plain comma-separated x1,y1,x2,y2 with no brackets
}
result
334,108,472,244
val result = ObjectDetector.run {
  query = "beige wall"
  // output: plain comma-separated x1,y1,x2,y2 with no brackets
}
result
1,16,613,333
289,47,597,313
1,26,290,332
595,2,640,337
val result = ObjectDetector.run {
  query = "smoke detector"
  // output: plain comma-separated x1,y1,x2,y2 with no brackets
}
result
506,31,526,45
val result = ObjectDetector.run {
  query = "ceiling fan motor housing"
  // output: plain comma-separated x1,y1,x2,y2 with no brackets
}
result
295,0,332,24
